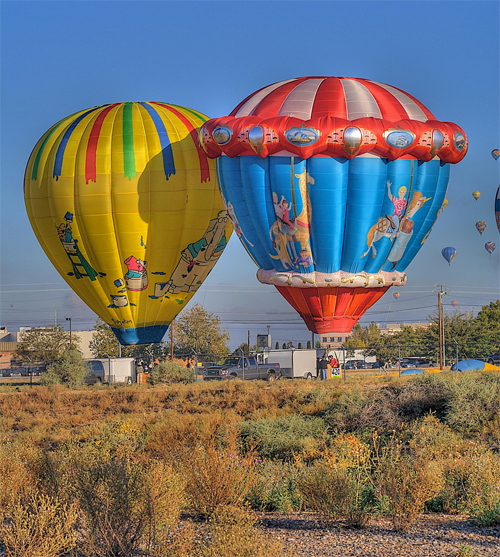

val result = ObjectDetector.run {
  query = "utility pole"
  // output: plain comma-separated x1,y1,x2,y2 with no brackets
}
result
170,320,174,361
433,285,448,370
66,317,72,349
247,330,251,355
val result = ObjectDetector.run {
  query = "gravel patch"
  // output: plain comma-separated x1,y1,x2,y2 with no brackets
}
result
256,512,500,556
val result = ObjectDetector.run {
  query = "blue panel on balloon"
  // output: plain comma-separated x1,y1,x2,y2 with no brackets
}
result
112,325,168,345
217,154,451,277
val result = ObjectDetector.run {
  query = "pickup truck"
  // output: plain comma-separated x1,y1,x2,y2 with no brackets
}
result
203,356,282,382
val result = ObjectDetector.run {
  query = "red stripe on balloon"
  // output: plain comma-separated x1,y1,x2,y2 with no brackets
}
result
312,78,347,119
153,103,211,183
85,104,118,184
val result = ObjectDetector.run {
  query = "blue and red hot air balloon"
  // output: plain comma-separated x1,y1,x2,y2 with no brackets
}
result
442,247,457,265
201,76,467,333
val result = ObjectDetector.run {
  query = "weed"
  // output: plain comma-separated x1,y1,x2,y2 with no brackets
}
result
456,542,476,556
202,504,293,557
183,430,256,518
374,434,443,532
0,490,77,557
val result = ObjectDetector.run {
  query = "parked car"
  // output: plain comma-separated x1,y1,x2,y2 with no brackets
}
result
485,351,500,365
343,359,370,370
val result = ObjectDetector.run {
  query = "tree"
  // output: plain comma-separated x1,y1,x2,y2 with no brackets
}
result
231,343,250,356
307,341,311,349
14,325,78,363
472,301,500,354
298,342,302,349
172,303,230,360
275,342,279,349
40,349,90,387
89,319,166,359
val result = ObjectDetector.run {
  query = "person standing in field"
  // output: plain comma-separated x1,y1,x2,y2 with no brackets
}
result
378,356,388,376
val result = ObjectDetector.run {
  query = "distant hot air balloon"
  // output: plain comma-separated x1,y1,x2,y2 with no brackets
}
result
475,221,486,235
442,247,457,265
472,191,481,201
485,241,496,255
24,102,232,345
495,186,500,234
492,149,500,161
451,300,458,308
393,292,400,299
201,76,467,333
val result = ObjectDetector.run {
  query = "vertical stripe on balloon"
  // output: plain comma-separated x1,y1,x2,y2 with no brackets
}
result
153,102,211,183
139,102,176,180
122,103,136,180
85,104,117,184
31,117,72,181
53,108,97,180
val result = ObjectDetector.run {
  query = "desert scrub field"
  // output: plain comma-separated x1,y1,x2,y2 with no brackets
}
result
0,372,499,556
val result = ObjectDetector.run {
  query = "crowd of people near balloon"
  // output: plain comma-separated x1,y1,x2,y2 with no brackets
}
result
23,77,498,345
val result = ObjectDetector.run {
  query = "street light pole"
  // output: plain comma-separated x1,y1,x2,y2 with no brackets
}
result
432,285,448,370
66,317,72,349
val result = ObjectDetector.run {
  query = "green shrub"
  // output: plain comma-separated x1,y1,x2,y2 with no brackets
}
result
239,415,328,461
444,373,500,435
40,348,90,388
246,460,302,512
150,360,195,385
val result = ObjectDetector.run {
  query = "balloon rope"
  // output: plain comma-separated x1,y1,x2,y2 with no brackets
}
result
291,157,297,218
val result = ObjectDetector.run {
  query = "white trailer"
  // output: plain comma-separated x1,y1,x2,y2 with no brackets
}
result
86,358,136,384
265,349,317,380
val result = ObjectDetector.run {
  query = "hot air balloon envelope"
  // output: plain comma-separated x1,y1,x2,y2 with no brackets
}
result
472,191,481,201
492,149,500,161
393,292,400,299
485,241,496,254
201,76,467,333
451,300,458,307
496,186,500,234
442,247,457,265
24,102,232,345
475,221,486,235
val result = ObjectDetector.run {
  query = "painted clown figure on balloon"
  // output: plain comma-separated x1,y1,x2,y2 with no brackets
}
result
201,76,467,333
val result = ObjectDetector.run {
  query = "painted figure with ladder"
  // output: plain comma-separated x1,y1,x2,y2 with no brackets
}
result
57,212,99,281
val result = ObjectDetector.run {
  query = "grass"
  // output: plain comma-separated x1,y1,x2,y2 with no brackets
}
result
1,372,500,555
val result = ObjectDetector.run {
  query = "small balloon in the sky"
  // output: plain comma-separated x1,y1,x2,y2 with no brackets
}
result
472,190,481,201
485,241,496,255
451,300,458,308
393,292,400,299
495,186,500,235
442,247,457,265
491,149,500,161
475,221,486,235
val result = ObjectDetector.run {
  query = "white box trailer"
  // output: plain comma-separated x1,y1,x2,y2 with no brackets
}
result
86,358,136,384
266,349,317,380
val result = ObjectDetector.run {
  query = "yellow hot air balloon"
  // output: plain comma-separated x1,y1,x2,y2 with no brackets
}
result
24,102,232,344
472,190,481,201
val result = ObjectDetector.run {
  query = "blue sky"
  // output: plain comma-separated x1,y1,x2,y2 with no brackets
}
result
1,0,499,349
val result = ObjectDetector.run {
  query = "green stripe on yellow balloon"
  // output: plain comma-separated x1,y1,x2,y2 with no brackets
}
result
30,117,72,181
169,103,208,122
122,102,136,180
